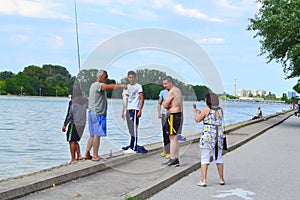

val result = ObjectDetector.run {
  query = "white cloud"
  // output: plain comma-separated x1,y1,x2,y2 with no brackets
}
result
82,0,222,23
10,34,29,42
217,0,240,10
107,7,125,16
0,0,70,20
55,36,64,48
197,37,225,44
173,4,223,22
212,0,259,18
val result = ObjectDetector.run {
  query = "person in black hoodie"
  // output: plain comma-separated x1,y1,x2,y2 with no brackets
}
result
62,84,88,163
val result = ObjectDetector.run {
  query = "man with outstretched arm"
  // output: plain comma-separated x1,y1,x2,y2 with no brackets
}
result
85,69,127,161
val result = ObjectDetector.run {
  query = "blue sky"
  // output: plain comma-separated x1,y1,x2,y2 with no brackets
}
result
0,0,298,96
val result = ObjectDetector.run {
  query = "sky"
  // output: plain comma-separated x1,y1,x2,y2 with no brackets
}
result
0,0,299,96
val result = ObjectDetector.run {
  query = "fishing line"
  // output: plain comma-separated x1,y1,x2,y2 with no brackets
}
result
73,0,81,72
236,111,253,117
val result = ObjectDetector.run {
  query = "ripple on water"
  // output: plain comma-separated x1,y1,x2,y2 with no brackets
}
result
0,96,290,180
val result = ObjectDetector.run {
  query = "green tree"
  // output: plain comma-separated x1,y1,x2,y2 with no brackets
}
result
76,69,118,98
143,83,164,100
54,85,69,97
120,69,210,100
23,65,48,95
192,85,211,101
3,65,75,96
42,64,71,79
0,71,15,80
76,69,98,97
247,0,300,78
121,69,167,85
265,92,276,100
42,64,73,96
0,80,5,94
293,79,300,93
24,65,47,81
6,72,33,95
106,79,117,98
281,93,288,102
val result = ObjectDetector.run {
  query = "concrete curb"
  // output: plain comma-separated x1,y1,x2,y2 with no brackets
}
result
0,145,165,200
227,112,294,152
126,111,294,199
0,110,293,200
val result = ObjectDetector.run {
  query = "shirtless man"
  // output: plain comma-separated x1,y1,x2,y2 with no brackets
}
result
162,76,183,167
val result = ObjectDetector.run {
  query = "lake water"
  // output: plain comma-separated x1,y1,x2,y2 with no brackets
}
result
0,96,290,180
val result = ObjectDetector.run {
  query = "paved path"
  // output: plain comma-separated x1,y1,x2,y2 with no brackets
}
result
151,115,300,200
0,111,294,200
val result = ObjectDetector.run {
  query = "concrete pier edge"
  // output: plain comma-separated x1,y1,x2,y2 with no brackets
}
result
0,110,293,200
126,110,294,199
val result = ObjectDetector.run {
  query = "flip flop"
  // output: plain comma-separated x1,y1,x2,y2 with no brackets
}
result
92,156,106,161
84,155,93,160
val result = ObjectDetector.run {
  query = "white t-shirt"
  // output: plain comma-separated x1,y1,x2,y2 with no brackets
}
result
126,83,143,110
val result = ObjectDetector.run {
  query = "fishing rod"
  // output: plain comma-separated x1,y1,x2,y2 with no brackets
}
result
236,111,254,117
73,0,81,72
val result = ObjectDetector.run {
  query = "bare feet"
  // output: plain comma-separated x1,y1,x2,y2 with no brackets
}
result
77,155,83,160
70,159,77,163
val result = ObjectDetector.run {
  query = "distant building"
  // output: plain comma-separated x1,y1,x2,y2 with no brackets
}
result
253,89,266,96
288,91,296,99
238,89,252,97
246,90,252,97
238,89,268,97
238,89,247,97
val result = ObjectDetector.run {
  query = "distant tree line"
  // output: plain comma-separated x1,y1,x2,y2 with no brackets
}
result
0,65,74,96
0,66,211,101
119,69,210,100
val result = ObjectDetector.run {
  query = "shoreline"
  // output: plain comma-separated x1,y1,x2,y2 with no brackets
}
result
0,110,293,200
0,109,291,183
0,97,290,182
0,94,291,105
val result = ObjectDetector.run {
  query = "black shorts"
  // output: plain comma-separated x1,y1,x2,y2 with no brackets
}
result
66,124,82,142
166,113,183,136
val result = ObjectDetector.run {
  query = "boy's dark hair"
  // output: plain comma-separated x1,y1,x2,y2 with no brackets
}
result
127,71,136,77
205,92,219,108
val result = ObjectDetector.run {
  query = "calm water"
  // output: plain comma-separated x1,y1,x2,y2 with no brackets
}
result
0,96,290,180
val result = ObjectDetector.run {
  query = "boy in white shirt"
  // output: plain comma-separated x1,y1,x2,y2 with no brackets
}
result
122,71,145,153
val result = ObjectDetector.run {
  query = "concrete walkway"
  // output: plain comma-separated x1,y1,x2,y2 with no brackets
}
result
151,112,300,200
0,111,293,200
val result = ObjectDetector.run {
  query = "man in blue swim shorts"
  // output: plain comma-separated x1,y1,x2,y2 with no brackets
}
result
85,69,127,161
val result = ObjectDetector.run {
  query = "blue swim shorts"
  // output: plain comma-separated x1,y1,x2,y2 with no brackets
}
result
88,111,107,137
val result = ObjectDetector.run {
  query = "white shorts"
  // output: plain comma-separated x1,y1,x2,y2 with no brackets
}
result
200,148,223,164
